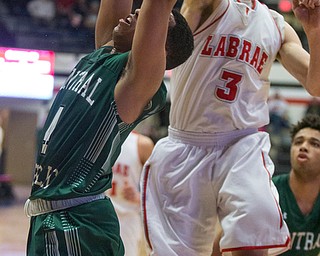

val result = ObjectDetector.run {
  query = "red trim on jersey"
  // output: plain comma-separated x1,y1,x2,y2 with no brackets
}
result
263,2,284,44
131,130,139,135
275,195,285,228
251,0,256,9
261,151,271,179
221,236,290,253
261,151,285,230
193,1,229,37
236,0,256,14
141,164,153,250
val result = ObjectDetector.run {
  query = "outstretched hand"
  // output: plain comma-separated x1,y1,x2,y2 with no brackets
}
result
295,0,320,9
292,0,320,31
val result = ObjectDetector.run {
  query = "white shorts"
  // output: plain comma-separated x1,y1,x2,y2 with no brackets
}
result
141,127,290,256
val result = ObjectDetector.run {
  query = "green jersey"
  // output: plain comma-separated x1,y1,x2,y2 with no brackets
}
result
30,46,167,201
273,174,320,256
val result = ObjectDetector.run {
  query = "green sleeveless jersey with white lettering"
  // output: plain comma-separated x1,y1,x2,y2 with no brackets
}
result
30,46,167,200
273,174,320,255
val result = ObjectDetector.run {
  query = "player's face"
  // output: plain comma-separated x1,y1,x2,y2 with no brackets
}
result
112,10,176,52
290,127,320,180
113,9,140,52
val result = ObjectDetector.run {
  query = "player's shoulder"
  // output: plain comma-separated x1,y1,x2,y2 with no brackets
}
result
131,132,153,148
139,135,154,148
272,173,289,185
127,131,152,146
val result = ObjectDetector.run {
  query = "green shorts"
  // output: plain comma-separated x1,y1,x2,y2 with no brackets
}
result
27,197,125,256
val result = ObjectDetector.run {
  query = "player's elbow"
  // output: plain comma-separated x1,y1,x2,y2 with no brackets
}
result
306,85,320,97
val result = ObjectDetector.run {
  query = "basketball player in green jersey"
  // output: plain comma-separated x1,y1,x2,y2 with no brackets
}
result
24,0,193,255
273,114,320,256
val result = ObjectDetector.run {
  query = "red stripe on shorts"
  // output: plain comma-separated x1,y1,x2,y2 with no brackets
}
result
141,164,153,250
221,236,290,253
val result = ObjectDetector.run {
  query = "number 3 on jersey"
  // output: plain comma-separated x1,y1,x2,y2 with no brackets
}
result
215,69,242,102
41,106,64,155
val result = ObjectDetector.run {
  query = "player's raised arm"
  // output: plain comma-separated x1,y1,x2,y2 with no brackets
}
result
278,0,320,95
95,0,133,49
114,0,177,123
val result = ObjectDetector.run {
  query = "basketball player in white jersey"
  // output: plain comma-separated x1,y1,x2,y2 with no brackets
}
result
141,0,320,255
107,132,154,256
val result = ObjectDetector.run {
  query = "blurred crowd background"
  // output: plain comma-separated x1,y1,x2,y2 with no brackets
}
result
0,0,308,53
0,0,183,53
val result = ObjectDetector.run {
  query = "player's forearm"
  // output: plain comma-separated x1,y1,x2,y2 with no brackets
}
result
293,0,320,95
303,29,320,96
95,0,133,49
123,0,174,118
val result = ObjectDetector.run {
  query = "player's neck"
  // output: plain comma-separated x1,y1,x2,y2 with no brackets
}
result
289,171,319,215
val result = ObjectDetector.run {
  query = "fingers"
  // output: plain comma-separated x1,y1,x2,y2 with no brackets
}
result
298,0,320,9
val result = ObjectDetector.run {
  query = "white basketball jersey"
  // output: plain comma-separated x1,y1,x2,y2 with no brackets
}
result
169,0,285,133
107,132,142,214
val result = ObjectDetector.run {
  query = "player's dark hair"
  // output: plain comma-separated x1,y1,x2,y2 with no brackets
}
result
290,114,320,140
165,9,194,70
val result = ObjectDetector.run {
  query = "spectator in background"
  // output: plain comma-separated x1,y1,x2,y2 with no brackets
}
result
268,91,290,134
55,0,75,27
267,91,291,162
56,0,75,13
272,114,320,256
83,0,100,30
27,0,56,27
106,132,154,256
64,0,99,32
68,0,87,30
305,97,320,116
